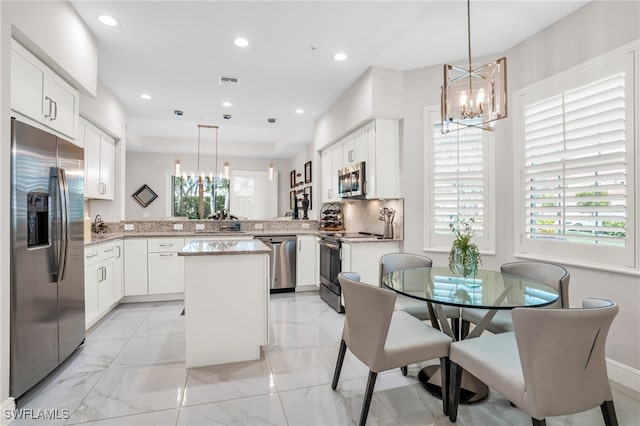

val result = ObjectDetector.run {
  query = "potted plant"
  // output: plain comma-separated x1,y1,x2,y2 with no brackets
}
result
448,217,481,277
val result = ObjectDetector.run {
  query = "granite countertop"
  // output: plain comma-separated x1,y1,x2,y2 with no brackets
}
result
179,239,271,256
85,230,401,246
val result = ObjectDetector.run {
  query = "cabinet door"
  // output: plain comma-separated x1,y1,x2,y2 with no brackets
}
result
84,121,102,198
84,264,100,328
44,72,79,139
331,145,343,198
114,241,124,300
124,239,148,296
99,135,115,199
321,149,334,203
343,127,366,164
98,261,116,312
296,236,318,287
148,253,184,294
10,42,45,122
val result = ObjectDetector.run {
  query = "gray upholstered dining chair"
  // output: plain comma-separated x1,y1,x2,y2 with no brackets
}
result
460,261,570,336
332,272,452,426
379,253,461,338
449,298,619,426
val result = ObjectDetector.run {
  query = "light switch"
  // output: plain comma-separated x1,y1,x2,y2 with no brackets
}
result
254,223,264,230
173,224,183,230
124,224,134,231
302,223,310,229
195,224,205,230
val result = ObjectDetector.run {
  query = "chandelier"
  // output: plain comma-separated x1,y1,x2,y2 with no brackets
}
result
441,0,508,133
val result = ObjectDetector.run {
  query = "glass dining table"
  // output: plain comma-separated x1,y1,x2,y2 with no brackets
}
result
382,266,559,403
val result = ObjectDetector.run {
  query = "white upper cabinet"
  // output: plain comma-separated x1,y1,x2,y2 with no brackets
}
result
320,119,399,201
321,143,343,203
10,40,79,140
81,117,115,200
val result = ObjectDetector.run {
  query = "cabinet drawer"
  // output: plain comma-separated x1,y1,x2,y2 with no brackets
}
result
148,238,185,253
84,241,116,266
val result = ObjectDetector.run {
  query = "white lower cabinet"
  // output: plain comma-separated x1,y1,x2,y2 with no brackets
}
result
124,239,148,296
84,241,121,328
341,241,400,286
148,238,185,294
296,235,318,288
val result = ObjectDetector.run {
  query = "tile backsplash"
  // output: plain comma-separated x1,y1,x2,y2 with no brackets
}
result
340,199,404,239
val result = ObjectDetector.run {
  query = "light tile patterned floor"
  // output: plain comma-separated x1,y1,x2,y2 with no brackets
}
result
11,292,640,425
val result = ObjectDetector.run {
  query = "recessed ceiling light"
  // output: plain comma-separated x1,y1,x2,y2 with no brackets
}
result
295,109,304,114
98,15,119,27
222,101,232,107
334,52,347,61
234,38,249,47
140,94,151,100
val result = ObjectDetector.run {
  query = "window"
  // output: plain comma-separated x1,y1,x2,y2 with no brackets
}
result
515,46,637,270
172,176,229,219
424,109,494,252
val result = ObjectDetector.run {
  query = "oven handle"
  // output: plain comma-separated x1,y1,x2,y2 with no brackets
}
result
319,240,340,250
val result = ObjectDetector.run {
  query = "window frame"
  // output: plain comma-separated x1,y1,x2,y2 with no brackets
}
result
513,42,639,274
423,107,496,254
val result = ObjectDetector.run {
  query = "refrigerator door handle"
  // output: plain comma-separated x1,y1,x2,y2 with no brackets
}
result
57,167,70,282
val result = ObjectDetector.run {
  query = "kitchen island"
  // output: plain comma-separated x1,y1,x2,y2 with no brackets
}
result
179,239,271,368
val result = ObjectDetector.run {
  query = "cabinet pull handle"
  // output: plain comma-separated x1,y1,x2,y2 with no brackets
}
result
158,253,175,257
44,96,53,119
159,244,173,247
100,183,106,194
102,266,106,281
86,253,98,259
104,247,114,253
116,245,121,258
52,100,58,121
298,240,301,251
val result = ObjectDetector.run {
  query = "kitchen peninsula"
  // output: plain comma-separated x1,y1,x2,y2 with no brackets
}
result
179,239,271,368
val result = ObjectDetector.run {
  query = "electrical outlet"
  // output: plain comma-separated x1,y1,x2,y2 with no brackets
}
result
302,223,310,229
173,224,183,230
195,224,205,230
254,223,264,230
124,224,134,231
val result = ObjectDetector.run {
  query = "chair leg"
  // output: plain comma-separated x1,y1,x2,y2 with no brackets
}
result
400,366,408,376
332,340,347,390
601,400,619,426
452,318,460,340
448,361,463,422
531,419,546,426
460,320,470,339
359,371,378,426
439,357,450,416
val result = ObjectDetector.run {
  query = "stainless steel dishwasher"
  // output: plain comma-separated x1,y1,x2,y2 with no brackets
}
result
255,235,297,292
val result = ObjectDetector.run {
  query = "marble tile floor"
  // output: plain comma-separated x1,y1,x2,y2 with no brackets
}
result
11,292,640,425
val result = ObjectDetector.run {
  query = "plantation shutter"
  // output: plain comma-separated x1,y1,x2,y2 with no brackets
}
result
523,73,627,247
432,123,485,236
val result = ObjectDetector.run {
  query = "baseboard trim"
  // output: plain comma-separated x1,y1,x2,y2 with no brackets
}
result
121,293,184,303
1,397,16,426
607,358,640,393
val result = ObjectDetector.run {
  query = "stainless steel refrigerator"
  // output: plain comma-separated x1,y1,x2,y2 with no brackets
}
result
10,118,85,398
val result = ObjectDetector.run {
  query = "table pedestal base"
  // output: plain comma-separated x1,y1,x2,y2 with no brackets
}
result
418,365,488,404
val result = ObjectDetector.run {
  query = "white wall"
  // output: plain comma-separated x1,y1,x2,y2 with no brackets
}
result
125,152,293,220
81,80,128,222
398,1,640,371
288,144,318,220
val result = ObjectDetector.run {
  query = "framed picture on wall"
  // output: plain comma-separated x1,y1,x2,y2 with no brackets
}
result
304,161,312,183
290,170,296,188
304,186,312,210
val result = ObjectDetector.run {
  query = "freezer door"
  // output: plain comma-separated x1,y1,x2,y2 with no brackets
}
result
10,119,60,397
56,138,86,362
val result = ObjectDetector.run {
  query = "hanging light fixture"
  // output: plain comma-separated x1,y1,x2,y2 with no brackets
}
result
441,0,507,133
174,157,182,176
223,161,230,180
268,163,274,180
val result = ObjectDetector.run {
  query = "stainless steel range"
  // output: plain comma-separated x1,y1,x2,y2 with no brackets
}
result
318,232,383,313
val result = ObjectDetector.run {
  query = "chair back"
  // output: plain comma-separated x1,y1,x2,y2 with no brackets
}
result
338,272,396,369
501,261,569,308
379,253,433,287
512,298,618,419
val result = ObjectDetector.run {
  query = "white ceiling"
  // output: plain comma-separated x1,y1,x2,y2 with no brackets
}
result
70,0,589,158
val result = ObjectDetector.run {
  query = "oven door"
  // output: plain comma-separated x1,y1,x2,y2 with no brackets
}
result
318,239,341,294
